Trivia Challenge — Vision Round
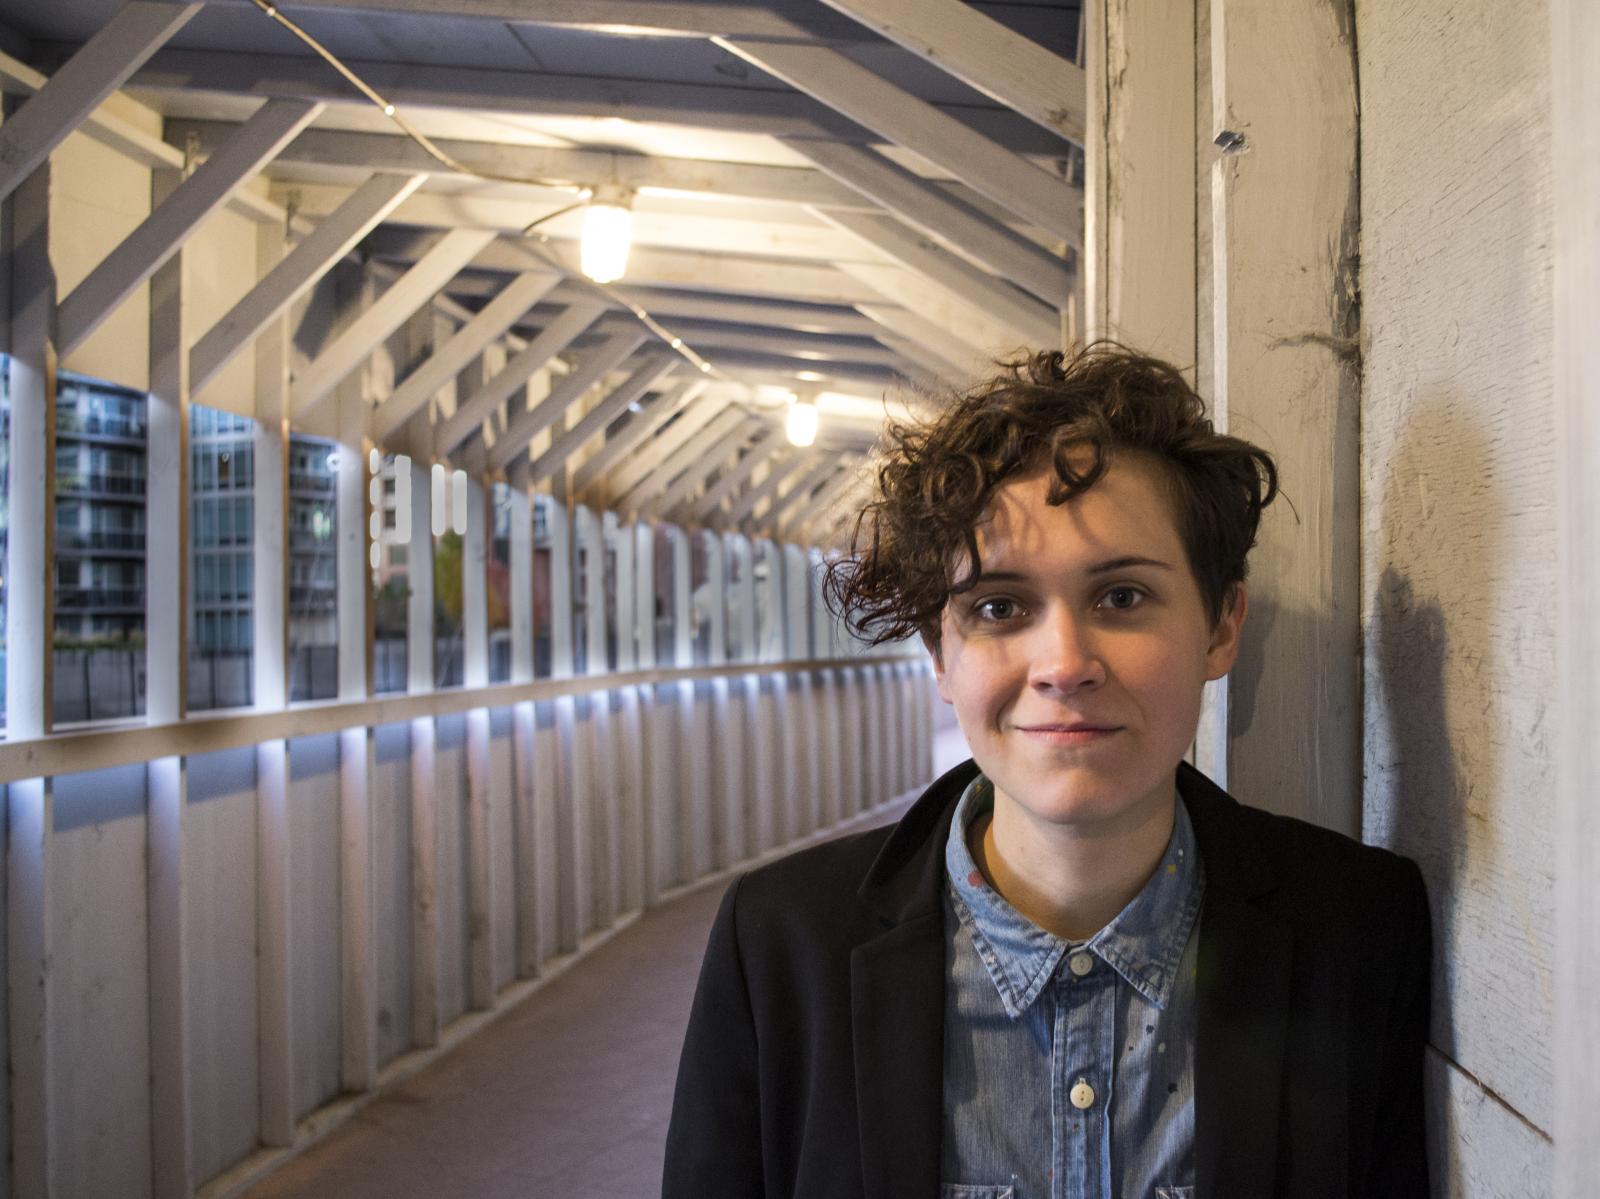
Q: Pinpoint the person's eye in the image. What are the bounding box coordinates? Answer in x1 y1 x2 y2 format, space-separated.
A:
973 596 1023 622
1099 586 1145 611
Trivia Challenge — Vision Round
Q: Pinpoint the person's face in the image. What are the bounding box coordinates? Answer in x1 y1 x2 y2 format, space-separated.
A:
931 455 1246 839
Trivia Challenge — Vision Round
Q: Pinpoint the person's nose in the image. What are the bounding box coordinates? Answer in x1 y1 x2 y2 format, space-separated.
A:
1025 606 1106 695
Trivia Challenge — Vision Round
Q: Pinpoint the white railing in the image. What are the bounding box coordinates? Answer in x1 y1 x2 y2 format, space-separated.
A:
2 654 935 1199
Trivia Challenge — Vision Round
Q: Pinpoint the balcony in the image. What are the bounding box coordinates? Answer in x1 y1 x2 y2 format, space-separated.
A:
56 471 146 499
55 528 146 554
55 585 143 611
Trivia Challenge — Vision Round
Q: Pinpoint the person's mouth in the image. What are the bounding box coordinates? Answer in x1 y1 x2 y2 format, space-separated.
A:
1013 722 1123 744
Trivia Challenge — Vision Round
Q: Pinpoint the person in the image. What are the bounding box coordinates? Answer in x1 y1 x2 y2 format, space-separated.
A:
662 344 1431 1199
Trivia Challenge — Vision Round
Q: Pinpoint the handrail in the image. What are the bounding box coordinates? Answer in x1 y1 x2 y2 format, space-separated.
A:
0 654 924 786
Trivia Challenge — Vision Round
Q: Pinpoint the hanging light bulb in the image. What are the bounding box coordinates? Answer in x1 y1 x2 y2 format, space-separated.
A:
786 393 819 447
580 185 635 283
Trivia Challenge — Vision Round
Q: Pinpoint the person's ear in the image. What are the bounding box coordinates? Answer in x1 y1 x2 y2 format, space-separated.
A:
1204 583 1247 680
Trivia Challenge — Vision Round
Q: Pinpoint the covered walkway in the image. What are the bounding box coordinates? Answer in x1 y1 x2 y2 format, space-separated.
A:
0 1 1596 1197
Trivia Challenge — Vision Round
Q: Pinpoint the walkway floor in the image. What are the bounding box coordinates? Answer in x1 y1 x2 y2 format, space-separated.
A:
244 728 969 1199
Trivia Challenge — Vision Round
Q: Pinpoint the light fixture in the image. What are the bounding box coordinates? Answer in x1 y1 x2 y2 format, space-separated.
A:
786 392 819 447
580 184 635 284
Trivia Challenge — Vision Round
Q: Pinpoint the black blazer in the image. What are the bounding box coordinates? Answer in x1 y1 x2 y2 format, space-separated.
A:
663 760 1431 1199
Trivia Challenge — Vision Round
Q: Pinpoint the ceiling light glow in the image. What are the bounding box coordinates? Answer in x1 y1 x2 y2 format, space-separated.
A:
786 399 819 447
580 185 635 283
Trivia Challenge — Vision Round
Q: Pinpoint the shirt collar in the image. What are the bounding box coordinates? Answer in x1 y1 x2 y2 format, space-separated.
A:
944 773 1205 1019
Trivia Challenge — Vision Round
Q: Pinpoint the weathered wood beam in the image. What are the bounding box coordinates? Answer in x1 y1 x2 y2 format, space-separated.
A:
366 226 887 305
1082 0 1194 360
0 47 178 169
794 139 1077 300
575 312 904 369
303 185 876 264
729 450 814 527
189 171 425 394
0 2 201 202
836 260 1023 355
57 98 323 356
247 0 822 39
762 456 842 531
170 119 932 211
602 393 729 499
526 352 678 486
487 328 647 472
370 268 559 443
570 378 706 496
691 429 786 522
785 461 866 542
130 48 1066 154
854 303 980 379
619 406 749 512
292 227 496 421
716 39 1078 241
818 0 1086 142
818 204 1063 343
652 420 764 519
435 299 607 456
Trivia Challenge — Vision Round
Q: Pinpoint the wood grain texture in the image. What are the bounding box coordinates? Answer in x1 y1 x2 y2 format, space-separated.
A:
1358 0 1556 1148
1551 0 1600 1190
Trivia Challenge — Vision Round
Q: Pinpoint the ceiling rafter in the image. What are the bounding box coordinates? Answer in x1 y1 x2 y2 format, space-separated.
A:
190 171 425 395
434 298 606 456
126 48 1067 155
0 1 200 202
57 98 323 357
818 0 1087 142
714 39 1078 242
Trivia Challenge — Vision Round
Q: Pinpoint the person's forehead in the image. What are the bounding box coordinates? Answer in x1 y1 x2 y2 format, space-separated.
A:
972 457 1184 563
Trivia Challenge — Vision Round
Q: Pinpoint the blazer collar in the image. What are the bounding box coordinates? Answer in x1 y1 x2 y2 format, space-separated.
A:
849 758 975 1199
1179 762 1294 1199
848 759 1296 1199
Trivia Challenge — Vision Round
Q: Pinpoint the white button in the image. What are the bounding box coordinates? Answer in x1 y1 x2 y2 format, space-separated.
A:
1068 952 1094 977
1070 1079 1096 1110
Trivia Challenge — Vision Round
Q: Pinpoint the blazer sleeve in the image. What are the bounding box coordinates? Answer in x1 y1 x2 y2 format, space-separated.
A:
662 876 765 1198
1364 859 1433 1197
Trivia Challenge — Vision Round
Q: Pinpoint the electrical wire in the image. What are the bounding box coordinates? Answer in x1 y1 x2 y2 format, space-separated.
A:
246 0 746 390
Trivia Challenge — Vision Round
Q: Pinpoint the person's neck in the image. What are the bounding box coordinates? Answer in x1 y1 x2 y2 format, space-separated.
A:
969 787 1176 941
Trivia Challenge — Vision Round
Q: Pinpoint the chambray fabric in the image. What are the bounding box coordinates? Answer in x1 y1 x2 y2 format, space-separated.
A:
940 775 1204 1199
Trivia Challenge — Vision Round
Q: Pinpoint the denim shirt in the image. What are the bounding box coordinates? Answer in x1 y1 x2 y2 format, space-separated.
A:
940 775 1204 1199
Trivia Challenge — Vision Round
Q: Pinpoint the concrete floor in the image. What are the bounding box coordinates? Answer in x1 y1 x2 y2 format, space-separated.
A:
241 879 727 1199
243 728 971 1199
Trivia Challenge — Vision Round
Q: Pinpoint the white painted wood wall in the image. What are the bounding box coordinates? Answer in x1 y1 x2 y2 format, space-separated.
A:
1088 0 1591 1190
1358 0 1557 1190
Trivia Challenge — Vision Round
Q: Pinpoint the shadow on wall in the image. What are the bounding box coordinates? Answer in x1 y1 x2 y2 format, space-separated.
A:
1363 393 1512 1194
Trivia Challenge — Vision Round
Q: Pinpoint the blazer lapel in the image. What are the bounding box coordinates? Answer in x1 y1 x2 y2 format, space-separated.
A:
850 912 947 1199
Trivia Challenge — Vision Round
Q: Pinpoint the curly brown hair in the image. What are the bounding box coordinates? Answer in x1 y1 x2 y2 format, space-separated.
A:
826 342 1279 647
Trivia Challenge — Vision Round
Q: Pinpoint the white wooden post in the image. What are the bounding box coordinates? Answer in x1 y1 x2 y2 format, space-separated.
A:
543 501 582 950
1553 0 1600 1189
633 521 660 904
1083 0 1195 362
461 475 495 1007
334 280 377 1087
784 543 819 835
5 159 54 1199
575 506 614 930
145 164 192 1199
251 218 295 1147
726 534 758 859
1209 0 1360 835
505 464 541 975
669 526 696 886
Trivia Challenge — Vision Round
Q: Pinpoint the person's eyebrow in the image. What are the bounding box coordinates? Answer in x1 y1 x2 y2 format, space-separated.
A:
970 557 1175 585
1084 556 1176 575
